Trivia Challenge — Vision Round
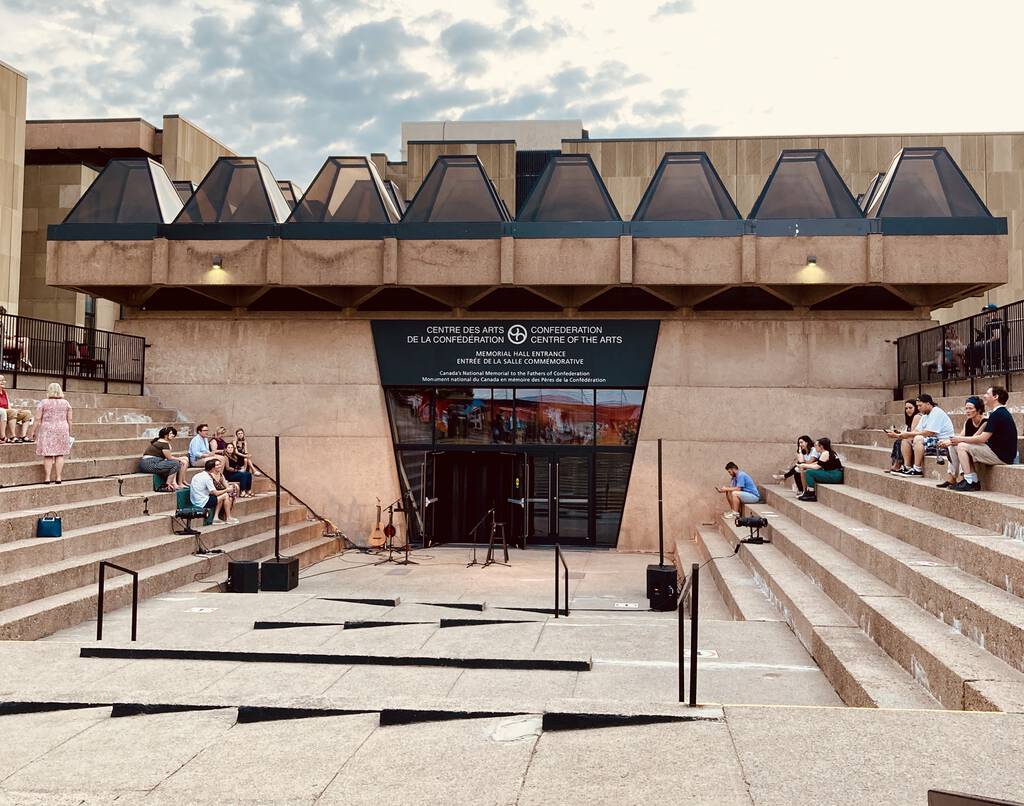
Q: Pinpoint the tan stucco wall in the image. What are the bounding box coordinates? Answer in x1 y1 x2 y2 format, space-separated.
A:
406 141 516 214
116 310 925 553
563 134 1022 320
0 61 27 312
160 115 234 184
19 163 96 324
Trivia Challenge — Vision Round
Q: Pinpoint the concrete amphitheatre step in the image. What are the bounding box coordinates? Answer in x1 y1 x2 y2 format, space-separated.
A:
862 411 1024 431
71 421 196 440
0 435 190 464
842 427 1024 461
698 518 941 710
0 521 337 641
688 529 781 622
839 461 1024 535
0 496 304 590
739 503 1024 711
763 489 1024 675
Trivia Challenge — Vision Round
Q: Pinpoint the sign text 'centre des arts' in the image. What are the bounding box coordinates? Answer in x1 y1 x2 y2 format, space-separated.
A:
372 320 660 388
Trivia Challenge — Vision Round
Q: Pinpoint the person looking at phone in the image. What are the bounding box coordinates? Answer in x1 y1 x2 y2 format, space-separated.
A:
716 462 760 516
885 394 954 477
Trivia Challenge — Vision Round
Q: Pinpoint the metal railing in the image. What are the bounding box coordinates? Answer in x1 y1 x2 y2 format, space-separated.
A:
96 561 139 641
896 299 1024 396
554 544 569 618
0 311 146 394
679 561 700 706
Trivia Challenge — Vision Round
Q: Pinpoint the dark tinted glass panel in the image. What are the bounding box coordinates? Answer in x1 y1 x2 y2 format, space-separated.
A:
517 155 620 222
397 449 429 541
176 158 286 224
172 180 195 204
557 455 590 540
492 389 514 444
387 388 434 444
386 180 407 215
435 388 492 444
750 150 861 219
596 390 644 445
595 452 631 546
290 157 398 223
634 154 739 220
65 159 182 224
868 148 989 218
515 389 594 445
403 156 507 223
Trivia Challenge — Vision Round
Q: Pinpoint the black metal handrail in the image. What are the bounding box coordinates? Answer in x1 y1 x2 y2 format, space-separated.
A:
678 561 699 706
96 561 139 641
554 544 569 618
0 311 146 394
896 298 1022 396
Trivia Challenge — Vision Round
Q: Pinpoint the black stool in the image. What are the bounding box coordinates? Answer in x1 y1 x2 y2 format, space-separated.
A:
484 521 509 567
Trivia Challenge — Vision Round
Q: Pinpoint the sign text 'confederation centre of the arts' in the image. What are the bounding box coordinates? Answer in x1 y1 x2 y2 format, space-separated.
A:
372 320 660 388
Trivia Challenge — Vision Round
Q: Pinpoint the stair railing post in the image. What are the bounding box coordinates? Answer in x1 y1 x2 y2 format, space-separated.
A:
689 562 699 708
96 562 106 641
554 545 560 619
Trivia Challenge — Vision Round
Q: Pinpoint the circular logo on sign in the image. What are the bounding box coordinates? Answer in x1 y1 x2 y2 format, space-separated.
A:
507 324 528 345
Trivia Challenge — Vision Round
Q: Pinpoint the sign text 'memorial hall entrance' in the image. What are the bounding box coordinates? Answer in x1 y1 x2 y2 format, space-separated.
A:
373 320 659 548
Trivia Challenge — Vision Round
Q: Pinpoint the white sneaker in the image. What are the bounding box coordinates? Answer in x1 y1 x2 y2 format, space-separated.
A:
226 517 240 525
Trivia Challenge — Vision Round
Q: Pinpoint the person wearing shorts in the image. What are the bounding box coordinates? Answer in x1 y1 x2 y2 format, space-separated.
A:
717 461 760 516
0 374 32 443
947 386 1018 492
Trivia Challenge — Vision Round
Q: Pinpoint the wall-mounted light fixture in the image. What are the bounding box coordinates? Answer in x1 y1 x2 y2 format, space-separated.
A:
806 255 817 267
799 254 825 283
211 255 224 271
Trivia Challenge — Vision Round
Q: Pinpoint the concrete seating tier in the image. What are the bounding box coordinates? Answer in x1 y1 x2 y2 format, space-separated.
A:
0 385 341 641
696 397 1024 712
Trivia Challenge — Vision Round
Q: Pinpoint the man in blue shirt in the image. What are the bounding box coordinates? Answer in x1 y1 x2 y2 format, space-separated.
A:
188 423 221 467
717 461 760 516
947 386 1018 492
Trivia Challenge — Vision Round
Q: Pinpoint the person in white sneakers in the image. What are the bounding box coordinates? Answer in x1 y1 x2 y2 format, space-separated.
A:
945 386 1019 492
886 394 954 477
189 458 239 524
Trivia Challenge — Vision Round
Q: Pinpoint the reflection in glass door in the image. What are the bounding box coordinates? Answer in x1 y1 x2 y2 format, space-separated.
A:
526 454 552 540
557 455 590 540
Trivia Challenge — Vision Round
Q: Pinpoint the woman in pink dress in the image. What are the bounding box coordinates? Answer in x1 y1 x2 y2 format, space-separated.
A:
29 382 73 484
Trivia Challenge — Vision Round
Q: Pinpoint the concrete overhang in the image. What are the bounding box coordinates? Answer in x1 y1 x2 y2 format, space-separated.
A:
45 221 1008 313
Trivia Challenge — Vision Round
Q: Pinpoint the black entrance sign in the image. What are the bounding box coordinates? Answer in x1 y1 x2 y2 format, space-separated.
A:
372 320 660 388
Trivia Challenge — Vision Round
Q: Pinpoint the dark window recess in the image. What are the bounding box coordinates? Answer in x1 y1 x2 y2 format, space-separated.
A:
247 287 342 312
694 287 793 311
810 286 914 311
467 288 561 312
357 288 450 312
516 150 559 214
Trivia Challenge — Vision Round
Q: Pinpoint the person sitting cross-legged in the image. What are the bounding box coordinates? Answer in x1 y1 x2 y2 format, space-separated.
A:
189 457 239 524
716 462 760 516
798 437 844 502
936 396 987 489
942 385 1019 492
886 394 955 477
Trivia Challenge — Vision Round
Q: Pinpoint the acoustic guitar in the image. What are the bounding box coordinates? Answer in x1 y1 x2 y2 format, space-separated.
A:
367 500 386 548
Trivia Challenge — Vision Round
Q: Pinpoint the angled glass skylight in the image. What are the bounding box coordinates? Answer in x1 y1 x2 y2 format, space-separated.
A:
385 180 406 216
749 150 862 219
517 154 621 222
277 181 304 210
289 157 400 223
174 157 292 224
858 172 884 212
633 152 740 220
402 155 509 223
866 148 991 218
63 158 183 224
172 180 195 205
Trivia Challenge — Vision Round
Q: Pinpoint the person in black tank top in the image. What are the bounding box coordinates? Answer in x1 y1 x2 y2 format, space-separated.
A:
937 396 986 488
797 437 844 502
948 386 1018 492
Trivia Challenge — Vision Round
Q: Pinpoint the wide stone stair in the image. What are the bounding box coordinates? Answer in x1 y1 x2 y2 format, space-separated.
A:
0 384 341 641
693 394 1024 713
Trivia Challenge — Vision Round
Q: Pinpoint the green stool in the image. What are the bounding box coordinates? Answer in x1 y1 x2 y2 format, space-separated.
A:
173 487 214 533
152 474 164 492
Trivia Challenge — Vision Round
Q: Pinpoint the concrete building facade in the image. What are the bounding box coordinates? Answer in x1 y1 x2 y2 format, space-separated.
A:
0 60 27 313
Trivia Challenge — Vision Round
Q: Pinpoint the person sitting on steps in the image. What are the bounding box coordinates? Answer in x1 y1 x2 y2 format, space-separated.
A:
886 394 954 477
223 443 254 498
773 435 818 492
189 458 239 524
936 396 987 489
233 428 260 475
943 386 1018 492
0 374 32 443
798 437 844 502
886 400 921 473
188 423 222 467
139 426 189 491
716 461 760 516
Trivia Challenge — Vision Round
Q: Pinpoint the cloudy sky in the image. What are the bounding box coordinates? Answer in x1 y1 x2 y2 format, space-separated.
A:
3 0 1023 185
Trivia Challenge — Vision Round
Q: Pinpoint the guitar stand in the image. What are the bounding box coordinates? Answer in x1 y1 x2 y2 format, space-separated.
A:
466 507 494 568
374 500 417 565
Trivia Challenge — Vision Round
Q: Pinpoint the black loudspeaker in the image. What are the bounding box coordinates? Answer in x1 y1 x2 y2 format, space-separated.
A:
647 564 679 611
227 560 259 594
261 556 299 591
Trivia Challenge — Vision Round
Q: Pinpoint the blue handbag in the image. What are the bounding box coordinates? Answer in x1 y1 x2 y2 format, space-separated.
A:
36 512 62 538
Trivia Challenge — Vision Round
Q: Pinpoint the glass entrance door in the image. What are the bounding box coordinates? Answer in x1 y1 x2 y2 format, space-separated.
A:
523 451 592 545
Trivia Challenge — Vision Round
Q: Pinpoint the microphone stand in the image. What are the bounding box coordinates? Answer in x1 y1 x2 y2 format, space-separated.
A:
466 507 494 568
